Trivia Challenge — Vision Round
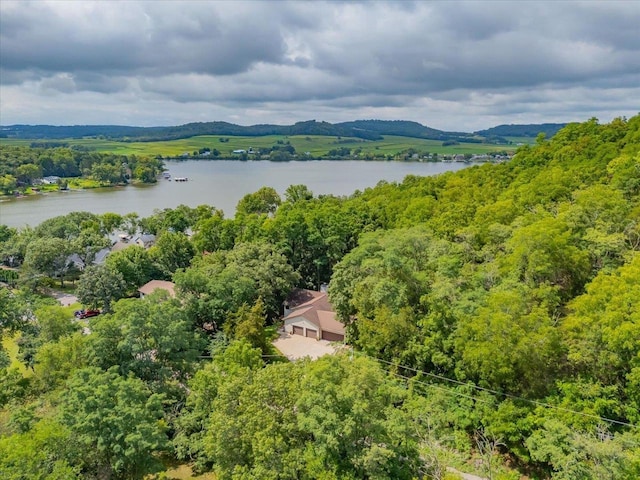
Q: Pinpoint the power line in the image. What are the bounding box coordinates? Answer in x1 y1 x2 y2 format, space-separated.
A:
199 347 637 428
390 370 495 405
358 352 638 429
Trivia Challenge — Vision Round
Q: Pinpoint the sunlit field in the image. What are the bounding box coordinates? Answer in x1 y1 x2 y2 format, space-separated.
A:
1 134 522 158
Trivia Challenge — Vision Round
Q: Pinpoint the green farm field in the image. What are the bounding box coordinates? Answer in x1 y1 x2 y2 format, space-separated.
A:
1 134 519 158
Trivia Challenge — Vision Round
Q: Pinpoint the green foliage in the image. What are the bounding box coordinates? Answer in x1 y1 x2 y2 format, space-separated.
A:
34 211 100 240
87 292 205 393
196 354 423 480
561 255 640 421
0 144 162 185
0 367 28 407
16 163 42 185
236 186 282 216
91 160 124 184
99 212 124 234
33 332 87 392
477 123 566 138
284 184 314 203
455 286 563 396
175 242 299 332
0 288 27 332
1 118 510 143
76 264 126 312
204 361 306 479
0 418 80 480
191 210 237 253
105 244 160 293
296 356 423 479
34 305 81 343
173 340 264 471
224 298 270 354
59 366 168 479
21 237 72 287
0 226 33 266
142 204 216 234
526 420 640 480
0 174 17 194
71 229 111 266
150 231 196 276
1 115 639 478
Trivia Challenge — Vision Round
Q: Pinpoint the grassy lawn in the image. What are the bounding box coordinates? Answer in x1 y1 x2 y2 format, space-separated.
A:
1 134 519 158
67 177 109 189
504 136 537 145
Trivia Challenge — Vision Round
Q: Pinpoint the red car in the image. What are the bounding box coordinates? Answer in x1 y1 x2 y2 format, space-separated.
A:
77 309 100 319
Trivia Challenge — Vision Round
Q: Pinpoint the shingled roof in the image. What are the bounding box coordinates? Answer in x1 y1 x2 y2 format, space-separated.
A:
138 280 176 297
284 289 344 335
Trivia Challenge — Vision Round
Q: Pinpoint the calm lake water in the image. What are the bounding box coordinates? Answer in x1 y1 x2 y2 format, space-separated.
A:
0 160 472 228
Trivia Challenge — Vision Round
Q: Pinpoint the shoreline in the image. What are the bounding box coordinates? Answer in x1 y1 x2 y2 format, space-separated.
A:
0 180 156 202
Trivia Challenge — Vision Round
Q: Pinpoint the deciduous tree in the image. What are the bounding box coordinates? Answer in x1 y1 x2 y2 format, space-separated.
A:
60 366 167 479
76 264 126 312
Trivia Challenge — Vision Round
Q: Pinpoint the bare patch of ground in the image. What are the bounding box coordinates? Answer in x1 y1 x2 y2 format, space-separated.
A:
162 464 216 479
272 330 342 360
49 290 78 306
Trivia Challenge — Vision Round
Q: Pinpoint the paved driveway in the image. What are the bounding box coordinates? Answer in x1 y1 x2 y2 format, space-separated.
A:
272 331 341 360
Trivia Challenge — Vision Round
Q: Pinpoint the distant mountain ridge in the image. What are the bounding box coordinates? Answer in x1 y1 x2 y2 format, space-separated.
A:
475 123 566 138
0 120 566 142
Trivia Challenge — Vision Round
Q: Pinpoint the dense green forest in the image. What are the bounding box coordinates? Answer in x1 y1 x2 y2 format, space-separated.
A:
1 119 556 143
0 145 163 193
475 123 566 138
0 116 639 479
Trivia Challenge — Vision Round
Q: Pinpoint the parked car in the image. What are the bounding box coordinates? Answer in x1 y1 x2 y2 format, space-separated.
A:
78 309 100 319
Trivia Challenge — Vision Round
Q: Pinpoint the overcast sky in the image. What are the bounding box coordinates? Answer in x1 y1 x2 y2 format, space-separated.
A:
1 0 638 131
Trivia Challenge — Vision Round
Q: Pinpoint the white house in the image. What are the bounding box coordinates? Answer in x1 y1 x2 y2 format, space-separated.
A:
42 176 61 184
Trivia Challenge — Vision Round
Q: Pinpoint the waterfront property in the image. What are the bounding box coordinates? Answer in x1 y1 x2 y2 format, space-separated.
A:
0 160 473 228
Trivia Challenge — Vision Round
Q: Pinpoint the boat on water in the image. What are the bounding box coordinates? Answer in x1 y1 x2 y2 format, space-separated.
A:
162 172 171 179
174 177 188 182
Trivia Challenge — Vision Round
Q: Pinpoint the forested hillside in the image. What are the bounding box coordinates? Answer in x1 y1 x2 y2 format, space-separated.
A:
2 119 552 143
0 116 639 479
475 123 567 138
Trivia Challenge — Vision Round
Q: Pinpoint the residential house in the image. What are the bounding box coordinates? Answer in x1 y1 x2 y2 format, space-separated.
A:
138 280 176 298
135 234 156 249
110 239 133 253
283 288 345 342
42 176 61 184
65 246 111 271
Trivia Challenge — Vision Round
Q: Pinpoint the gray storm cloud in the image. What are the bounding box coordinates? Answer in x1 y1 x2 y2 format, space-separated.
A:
0 0 638 130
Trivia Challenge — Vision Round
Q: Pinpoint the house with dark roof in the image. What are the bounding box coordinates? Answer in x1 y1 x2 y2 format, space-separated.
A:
283 288 345 342
65 247 111 271
135 234 156 249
